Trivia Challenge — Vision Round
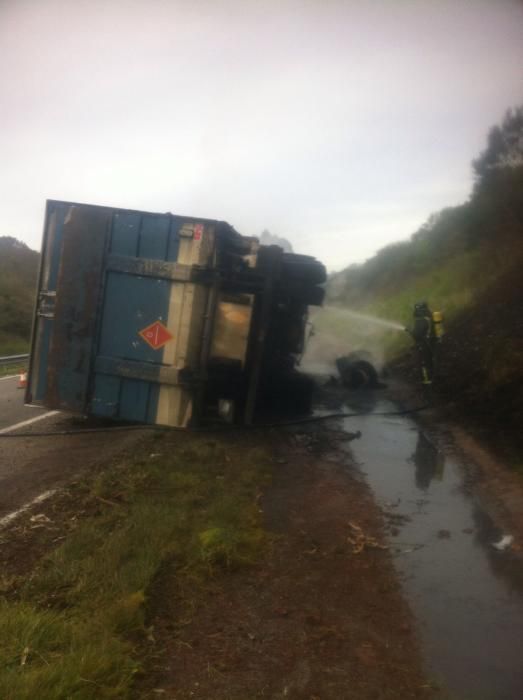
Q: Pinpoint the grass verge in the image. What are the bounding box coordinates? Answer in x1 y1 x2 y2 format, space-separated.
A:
0 433 271 699
0 364 27 379
0 336 30 357
322 243 501 363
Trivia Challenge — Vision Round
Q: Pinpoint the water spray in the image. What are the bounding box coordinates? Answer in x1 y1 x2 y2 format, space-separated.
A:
324 306 405 331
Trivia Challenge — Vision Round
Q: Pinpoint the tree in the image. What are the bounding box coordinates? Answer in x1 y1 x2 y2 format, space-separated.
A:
473 106 523 184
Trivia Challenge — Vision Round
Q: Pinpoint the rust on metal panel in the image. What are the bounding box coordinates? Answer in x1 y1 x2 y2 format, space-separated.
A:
46 205 110 410
94 356 192 386
106 254 208 283
243 246 283 424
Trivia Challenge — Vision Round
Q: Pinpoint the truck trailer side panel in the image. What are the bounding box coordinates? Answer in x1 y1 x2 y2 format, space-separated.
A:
27 200 326 427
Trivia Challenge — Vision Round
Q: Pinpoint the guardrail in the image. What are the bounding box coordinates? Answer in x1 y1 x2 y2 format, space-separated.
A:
0 354 29 368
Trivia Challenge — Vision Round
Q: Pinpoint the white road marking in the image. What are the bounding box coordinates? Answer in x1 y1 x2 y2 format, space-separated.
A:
0 489 57 529
0 374 19 382
0 410 59 435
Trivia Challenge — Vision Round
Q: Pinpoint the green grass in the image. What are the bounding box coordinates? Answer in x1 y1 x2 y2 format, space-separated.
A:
322 244 500 363
0 435 271 699
0 333 30 357
0 332 30 378
0 364 27 378
367 247 493 318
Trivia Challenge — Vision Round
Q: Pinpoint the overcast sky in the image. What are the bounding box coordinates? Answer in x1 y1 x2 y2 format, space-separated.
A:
1 0 522 270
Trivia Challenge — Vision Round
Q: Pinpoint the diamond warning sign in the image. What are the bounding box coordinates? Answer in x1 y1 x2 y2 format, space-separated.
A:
193 223 204 240
138 320 173 350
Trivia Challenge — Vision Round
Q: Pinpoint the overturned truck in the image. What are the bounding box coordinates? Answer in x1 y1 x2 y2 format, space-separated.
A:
26 200 326 427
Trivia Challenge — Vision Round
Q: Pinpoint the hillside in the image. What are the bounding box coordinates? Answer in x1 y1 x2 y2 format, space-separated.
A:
318 106 523 462
0 237 40 354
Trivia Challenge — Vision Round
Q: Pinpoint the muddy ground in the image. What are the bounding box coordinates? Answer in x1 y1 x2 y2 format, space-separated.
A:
139 427 430 699
0 421 431 699
3 373 523 697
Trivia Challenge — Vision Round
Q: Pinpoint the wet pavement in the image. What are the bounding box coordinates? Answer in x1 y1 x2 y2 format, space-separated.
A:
340 393 523 700
0 379 146 521
0 374 47 430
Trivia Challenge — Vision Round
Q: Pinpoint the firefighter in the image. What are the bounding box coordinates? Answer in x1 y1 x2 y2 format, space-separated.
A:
405 302 440 385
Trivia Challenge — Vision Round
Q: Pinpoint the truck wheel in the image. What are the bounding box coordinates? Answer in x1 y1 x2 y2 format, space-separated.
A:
338 360 378 388
282 256 327 285
281 282 325 306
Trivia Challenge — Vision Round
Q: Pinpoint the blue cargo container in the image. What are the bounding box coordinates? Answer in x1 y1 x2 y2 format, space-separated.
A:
27 200 326 427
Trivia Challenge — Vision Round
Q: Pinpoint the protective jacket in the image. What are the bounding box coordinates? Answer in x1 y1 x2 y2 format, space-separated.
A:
412 314 433 342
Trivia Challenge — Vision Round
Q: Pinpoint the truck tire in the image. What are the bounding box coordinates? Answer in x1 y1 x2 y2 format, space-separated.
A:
282 255 327 285
279 279 325 306
337 359 378 389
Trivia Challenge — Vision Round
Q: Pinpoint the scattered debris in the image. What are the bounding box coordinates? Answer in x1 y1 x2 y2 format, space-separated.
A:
393 544 425 555
0 489 57 530
492 535 514 551
95 495 120 508
344 430 362 441
347 521 388 554
29 513 51 524
437 529 451 539
20 646 30 666
385 512 412 526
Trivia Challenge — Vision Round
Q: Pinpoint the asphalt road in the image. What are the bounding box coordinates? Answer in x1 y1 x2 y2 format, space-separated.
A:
0 374 48 431
0 373 146 522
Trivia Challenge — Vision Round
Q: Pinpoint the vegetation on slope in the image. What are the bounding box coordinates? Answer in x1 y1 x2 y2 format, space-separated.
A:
322 106 523 460
324 106 522 345
0 237 39 355
0 433 270 699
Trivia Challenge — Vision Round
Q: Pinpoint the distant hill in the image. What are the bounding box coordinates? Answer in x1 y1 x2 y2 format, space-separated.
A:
0 237 39 354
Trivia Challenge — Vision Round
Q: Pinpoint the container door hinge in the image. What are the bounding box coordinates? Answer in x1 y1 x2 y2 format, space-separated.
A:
36 290 56 319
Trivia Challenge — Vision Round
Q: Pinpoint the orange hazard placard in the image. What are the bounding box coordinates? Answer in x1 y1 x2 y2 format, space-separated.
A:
138 320 174 350
193 223 204 240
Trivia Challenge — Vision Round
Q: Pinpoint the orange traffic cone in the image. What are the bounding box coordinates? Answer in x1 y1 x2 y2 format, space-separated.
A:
18 372 27 389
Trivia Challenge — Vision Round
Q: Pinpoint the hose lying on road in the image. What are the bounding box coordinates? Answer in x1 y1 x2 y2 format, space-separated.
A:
0 404 430 437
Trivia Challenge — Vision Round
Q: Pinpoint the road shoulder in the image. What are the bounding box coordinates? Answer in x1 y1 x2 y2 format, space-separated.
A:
0 427 429 699
139 427 429 698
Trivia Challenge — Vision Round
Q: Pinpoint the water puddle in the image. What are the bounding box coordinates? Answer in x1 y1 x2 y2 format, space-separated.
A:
340 394 523 699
